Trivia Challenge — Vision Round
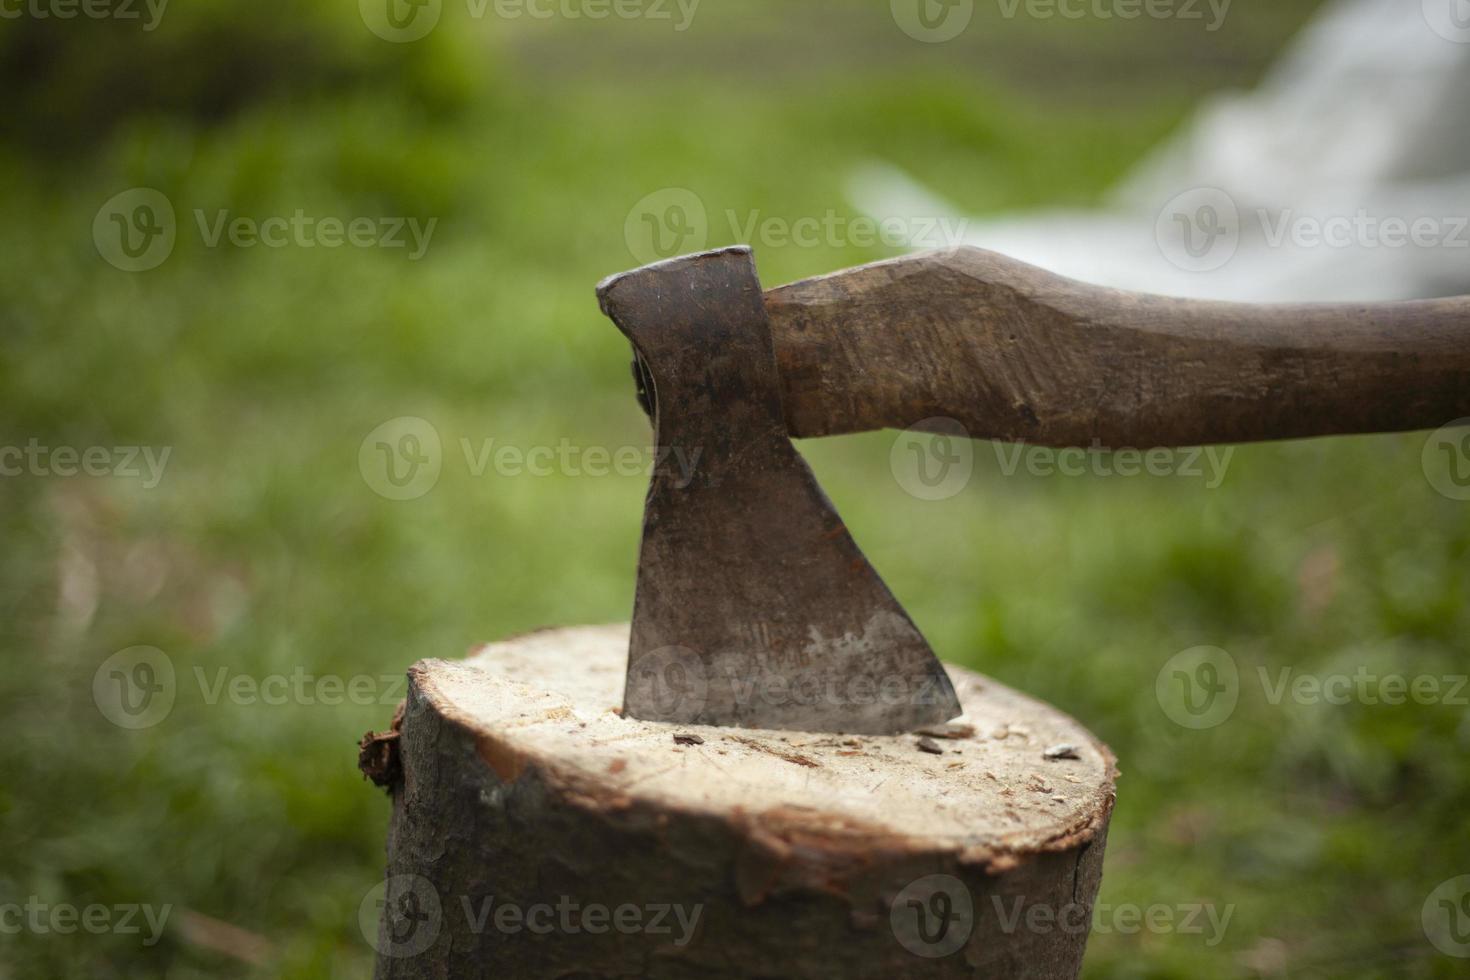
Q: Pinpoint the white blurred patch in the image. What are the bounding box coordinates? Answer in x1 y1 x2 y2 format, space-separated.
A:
847 0 1470 302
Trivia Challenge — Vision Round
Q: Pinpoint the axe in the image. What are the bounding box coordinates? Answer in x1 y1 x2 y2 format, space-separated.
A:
596 245 1470 736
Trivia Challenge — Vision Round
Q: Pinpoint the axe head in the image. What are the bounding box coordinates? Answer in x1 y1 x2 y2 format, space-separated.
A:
597 246 961 735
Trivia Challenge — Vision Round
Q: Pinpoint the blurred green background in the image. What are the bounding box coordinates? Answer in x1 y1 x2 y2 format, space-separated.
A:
4 0 1469 976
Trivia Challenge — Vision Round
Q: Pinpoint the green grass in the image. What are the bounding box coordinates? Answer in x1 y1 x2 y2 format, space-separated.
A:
5 1 1470 976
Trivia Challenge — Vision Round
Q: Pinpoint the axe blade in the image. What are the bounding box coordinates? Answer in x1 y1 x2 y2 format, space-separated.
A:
597 247 962 735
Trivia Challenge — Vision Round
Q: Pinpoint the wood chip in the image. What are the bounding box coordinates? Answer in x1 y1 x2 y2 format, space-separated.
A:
914 722 976 740
917 737 944 755
673 734 704 746
727 734 820 768
1043 743 1080 761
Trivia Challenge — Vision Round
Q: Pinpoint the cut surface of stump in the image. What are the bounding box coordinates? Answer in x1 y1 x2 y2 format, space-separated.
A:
371 624 1118 979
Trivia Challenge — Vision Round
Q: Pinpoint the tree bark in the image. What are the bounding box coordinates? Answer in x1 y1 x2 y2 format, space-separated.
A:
365 625 1117 979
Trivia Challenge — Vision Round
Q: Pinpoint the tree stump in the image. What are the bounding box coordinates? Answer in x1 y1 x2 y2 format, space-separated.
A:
364 625 1117 979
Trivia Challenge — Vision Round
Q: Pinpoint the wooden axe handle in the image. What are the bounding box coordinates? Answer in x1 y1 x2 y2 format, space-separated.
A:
765 247 1470 447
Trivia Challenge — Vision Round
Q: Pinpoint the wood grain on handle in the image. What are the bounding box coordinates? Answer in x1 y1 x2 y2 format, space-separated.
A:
765 247 1470 448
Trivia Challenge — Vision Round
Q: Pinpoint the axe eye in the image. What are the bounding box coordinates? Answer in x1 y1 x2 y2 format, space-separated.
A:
631 350 657 421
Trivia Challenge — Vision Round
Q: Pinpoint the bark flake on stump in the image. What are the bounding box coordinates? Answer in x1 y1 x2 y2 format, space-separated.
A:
366 625 1117 979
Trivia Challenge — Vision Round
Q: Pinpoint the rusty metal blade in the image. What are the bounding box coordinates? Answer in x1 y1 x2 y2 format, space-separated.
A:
597 246 962 735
